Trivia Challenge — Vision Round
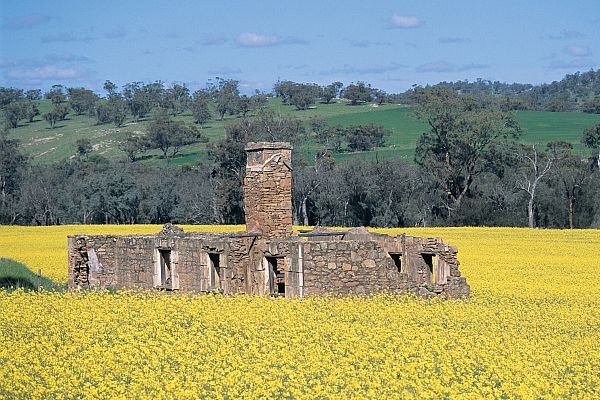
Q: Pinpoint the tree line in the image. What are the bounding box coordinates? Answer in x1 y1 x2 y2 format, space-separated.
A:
1 78 400 165
0 78 390 132
433 69 600 113
1 84 600 228
2 68 600 132
1 74 600 228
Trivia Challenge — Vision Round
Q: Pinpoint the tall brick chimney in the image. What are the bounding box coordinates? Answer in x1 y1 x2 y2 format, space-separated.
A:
244 142 293 239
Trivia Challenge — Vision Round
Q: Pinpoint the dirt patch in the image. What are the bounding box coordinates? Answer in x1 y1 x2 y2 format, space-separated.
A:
91 129 118 139
24 133 64 147
93 140 117 153
35 147 57 158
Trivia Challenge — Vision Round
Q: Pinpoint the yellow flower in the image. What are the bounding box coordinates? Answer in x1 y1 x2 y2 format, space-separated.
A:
0 226 598 399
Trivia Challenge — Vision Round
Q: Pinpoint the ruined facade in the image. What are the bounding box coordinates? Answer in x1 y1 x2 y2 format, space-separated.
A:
68 142 470 298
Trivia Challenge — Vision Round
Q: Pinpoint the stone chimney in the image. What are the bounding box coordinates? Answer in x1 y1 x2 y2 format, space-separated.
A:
244 142 293 239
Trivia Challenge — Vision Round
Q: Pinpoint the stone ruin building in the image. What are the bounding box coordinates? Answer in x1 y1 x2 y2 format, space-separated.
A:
68 142 470 298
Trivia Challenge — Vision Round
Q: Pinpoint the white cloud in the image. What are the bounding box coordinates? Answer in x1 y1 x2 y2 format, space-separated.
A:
545 30 583 40
207 66 242 75
235 32 307 47
5 65 89 84
417 62 487 73
390 15 421 28
565 45 591 57
319 63 406 75
549 58 596 69
236 32 280 47
2 15 52 30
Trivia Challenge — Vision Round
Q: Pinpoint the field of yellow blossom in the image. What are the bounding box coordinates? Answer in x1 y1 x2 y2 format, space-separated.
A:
0 225 599 399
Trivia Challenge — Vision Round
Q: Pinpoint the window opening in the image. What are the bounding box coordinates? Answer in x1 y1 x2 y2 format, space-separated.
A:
422 253 436 284
389 253 403 273
266 256 285 296
209 253 221 291
159 249 172 288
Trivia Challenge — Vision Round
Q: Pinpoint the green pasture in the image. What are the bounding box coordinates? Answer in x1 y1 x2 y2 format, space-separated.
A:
7 98 600 166
514 110 600 153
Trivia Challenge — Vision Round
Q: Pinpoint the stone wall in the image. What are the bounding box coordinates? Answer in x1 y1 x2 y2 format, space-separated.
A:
398 235 469 297
244 142 293 239
300 240 412 296
68 232 257 293
69 234 158 290
67 140 470 299
115 236 155 288
257 229 470 298
68 235 121 290
68 229 469 298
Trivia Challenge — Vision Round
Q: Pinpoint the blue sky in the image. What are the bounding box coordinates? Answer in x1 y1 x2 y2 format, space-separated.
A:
1 0 598 94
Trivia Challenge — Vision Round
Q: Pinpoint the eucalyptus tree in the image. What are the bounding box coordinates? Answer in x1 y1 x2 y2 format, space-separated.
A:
515 143 562 228
67 87 98 115
342 82 374 105
322 81 343 104
0 125 27 223
582 122 600 170
412 85 520 213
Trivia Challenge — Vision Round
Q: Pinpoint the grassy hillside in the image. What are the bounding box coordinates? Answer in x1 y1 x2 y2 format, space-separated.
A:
7 98 600 166
327 108 600 162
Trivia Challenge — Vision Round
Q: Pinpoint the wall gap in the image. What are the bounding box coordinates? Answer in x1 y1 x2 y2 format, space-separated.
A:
159 249 172 289
209 253 221 291
389 252 403 273
422 253 436 285
266 256 285 297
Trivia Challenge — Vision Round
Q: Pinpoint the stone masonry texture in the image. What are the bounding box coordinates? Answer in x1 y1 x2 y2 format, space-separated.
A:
68 142 470 298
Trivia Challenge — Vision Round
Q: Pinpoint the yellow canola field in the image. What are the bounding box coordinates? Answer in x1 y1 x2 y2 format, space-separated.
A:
0 226 599 399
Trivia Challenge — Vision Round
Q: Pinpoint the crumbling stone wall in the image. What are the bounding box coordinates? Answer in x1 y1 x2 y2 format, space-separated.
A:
248 238 302 296
299 240 412 296
258 228 470 298
398 235 469 297
68 232 256 293
69 235 157 290
222 235 260 294
68 236 91 289
68 235 120 289
244 142 293 239
115 236 155 288
68 141 470 299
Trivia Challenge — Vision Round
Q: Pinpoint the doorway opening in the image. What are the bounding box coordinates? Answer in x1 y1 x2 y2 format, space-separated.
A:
266 256 285 297
422 253 436 284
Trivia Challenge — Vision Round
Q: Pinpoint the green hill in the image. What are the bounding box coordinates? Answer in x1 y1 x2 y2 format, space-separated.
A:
7 98 600 165
327 108 600 162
